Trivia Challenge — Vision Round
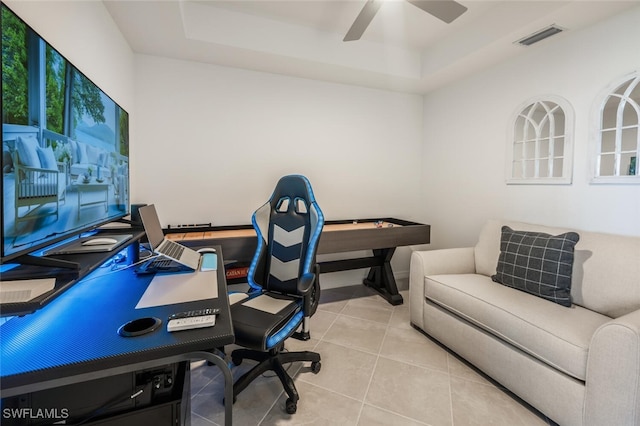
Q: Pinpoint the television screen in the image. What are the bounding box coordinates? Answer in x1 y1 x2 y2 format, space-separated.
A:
1 4 130 264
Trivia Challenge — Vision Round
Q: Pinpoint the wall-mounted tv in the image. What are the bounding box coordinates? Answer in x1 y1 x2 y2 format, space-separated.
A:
1 3 130 265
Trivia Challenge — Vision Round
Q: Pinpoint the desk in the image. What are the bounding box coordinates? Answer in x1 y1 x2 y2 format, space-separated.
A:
0 244 234 425
166 218 430 305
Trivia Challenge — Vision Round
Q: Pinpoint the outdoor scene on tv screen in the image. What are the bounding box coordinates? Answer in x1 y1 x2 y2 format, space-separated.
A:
1 4 130 260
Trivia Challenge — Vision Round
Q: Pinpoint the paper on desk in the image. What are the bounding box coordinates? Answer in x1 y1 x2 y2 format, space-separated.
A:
135 270 218 309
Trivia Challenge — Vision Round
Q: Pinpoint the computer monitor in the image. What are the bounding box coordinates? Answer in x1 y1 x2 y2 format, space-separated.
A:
1 4 130 267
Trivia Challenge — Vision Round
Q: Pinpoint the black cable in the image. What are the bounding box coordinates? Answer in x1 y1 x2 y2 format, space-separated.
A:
72 386 146 425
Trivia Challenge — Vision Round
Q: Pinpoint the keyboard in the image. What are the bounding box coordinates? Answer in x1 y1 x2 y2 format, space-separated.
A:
158 240 185 258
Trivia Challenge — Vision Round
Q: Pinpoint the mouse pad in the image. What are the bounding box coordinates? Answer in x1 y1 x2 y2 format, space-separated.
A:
200 253 217 271
135 269 218 309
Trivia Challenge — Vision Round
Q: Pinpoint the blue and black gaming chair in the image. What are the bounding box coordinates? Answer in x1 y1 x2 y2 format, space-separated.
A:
229 175 324 414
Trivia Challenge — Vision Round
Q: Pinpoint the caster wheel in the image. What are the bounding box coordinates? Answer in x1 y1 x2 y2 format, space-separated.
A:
285 398 297 414
311 361 321 374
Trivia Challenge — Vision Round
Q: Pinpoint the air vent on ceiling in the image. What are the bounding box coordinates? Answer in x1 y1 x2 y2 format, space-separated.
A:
516 25 564 46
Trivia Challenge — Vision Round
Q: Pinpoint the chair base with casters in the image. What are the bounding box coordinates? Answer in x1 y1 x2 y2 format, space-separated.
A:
230 343 321 414
227 279 322 414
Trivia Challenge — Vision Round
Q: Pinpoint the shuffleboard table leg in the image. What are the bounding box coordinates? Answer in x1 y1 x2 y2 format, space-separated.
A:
363 248 403 305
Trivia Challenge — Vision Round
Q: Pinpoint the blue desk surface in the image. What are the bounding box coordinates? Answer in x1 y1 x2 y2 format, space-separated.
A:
0 246 233 395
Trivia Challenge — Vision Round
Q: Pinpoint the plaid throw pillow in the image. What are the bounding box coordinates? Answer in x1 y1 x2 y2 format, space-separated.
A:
491 226 580 307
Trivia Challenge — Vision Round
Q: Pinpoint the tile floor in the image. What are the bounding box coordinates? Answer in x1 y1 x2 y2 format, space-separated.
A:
190 284 556 426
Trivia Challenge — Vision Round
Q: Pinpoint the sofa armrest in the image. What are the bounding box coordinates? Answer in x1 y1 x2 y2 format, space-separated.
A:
410 247 476 277
585 309 640 425
409 248 475 329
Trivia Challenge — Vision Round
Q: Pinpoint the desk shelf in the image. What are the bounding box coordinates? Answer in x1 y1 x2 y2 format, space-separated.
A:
0 230 145 317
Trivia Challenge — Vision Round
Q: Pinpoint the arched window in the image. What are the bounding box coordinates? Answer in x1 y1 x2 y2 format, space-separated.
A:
507 96 574 184
593 72 640 183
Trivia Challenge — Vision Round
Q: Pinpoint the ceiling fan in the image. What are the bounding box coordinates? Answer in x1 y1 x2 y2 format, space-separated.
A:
344 0 468 42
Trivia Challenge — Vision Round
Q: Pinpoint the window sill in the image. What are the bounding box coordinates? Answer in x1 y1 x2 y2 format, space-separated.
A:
590 176 640 185
506 177 572 185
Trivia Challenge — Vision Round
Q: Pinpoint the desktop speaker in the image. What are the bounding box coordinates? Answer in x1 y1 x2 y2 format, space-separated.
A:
130 204 147 225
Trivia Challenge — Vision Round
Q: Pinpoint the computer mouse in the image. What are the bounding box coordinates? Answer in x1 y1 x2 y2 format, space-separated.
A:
82 237 118 246
197 247 217 254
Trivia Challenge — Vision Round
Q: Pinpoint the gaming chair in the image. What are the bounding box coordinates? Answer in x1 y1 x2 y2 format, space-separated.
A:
228 174 324 414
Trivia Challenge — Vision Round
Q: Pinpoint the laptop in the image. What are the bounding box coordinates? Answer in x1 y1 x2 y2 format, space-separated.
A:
138 204 201 271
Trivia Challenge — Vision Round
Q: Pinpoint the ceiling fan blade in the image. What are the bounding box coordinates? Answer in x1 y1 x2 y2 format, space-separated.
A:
343 0 383 42
406 0 468 24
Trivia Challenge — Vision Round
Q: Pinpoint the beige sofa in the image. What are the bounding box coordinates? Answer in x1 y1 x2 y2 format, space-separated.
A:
67 139 112 181
409 219 640 426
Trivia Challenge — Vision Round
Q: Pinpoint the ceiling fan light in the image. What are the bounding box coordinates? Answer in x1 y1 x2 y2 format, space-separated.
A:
516 25 564 46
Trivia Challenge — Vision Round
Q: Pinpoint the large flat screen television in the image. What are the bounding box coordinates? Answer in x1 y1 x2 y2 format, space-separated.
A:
1 3 130 266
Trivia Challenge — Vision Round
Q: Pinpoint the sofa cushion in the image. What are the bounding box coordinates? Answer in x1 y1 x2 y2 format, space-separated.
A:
424 273 610 381
16 135 41 168
36 146 58 171
77 141 88 164
491 226 579 307
86 144 100 165
68 139 79 164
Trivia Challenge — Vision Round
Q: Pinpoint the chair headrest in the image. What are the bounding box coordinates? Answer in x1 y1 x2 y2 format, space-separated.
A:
269 175 318 212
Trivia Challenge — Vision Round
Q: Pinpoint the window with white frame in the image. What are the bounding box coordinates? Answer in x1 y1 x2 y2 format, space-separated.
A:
593 72 640 183
507 97 574 184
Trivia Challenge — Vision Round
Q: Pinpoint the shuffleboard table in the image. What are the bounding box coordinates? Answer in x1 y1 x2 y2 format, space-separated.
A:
166 218 430 305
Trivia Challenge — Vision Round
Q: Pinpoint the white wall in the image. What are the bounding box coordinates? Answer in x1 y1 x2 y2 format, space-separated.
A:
421 5 640 250
133 54 423 226
4 1 135 115
133 55 423 284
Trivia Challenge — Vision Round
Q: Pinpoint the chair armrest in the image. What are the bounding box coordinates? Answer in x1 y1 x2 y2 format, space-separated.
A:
297 272 316 296
17 164 57 174
585 309 640 425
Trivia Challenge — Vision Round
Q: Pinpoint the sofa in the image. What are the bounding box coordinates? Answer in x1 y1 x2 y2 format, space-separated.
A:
67 139 112 181
409 219 640 426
